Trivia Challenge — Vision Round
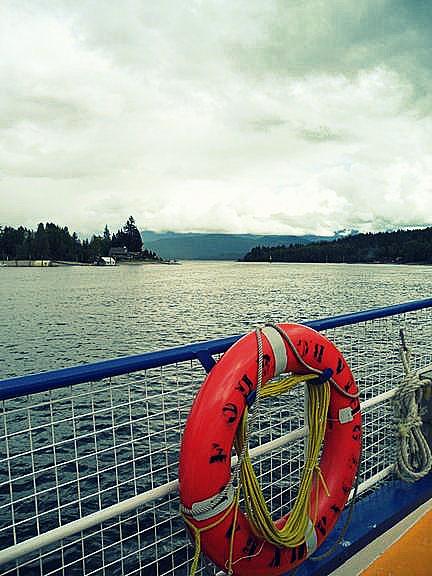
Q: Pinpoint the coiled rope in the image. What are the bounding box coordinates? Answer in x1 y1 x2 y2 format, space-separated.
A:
235 372 330 547
394 329 432 482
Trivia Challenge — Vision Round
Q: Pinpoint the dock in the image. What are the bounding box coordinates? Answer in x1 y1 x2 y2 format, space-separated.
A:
0 259 54 267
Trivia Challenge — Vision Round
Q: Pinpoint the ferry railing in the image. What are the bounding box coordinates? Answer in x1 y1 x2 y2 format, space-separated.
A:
0 298 432 576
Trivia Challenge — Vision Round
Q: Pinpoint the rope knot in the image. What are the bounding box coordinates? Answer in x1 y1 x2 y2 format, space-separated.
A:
394 330 432 483
314 465 331 497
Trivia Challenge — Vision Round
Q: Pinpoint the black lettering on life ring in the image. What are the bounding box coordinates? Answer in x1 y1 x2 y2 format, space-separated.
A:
209 443 227 464
350 454 359 468
242 536 258 558
262 353 272 377
344 381 352 392
313 344 325 363
235 374 254 398
336 357 345 374
299 543 307 560
225 519 241 539
350 397 360 410
269 548 281 568
316 516 327 536
352 424 361 441
297 339 309 357
222 403 238 424
290 543 306 564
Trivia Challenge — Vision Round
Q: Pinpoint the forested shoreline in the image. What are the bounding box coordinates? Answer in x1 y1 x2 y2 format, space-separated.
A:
0 216 161 263
3 221 431 264
242 227 432 264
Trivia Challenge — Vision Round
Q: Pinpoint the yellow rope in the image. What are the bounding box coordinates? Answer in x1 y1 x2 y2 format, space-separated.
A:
235 374 331 548
182 492 239 576
183 373 331 574
227 488 241 574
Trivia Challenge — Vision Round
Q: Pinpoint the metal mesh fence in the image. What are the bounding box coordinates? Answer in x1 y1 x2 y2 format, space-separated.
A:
0 307 431 575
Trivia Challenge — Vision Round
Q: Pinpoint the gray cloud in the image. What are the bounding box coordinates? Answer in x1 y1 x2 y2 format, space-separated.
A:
0 0 431 236
299 125 345 143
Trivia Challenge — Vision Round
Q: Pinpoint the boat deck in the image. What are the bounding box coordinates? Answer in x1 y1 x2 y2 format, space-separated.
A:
361 505 432 575
330 499 432 576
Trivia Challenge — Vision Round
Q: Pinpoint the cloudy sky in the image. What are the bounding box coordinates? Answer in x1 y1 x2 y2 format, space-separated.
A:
1 0 431 236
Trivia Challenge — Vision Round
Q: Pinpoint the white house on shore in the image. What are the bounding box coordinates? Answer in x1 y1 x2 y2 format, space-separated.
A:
96 256 116 266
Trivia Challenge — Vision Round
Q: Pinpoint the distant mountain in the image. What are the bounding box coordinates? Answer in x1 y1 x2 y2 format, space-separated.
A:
141 231 336 260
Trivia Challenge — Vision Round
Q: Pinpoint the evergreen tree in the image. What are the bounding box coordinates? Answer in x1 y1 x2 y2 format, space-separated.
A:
112 216 143 252
123 216 143 252
102 225 111 256
34 223 49 259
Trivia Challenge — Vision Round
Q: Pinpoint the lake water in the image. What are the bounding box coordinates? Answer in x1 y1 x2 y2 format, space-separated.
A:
1 261 431 379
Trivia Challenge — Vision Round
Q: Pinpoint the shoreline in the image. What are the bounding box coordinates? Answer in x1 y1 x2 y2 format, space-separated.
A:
240 260 432 266
0 258 167 267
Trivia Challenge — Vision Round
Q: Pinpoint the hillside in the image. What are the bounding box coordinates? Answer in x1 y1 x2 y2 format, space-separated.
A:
0 217 161 264
242 227 432 264
141 231 334 260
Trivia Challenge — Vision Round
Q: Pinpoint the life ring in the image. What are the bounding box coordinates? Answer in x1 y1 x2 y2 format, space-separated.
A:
179 323 361 576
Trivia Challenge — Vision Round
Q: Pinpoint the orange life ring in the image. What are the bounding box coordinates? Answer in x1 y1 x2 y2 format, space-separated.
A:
179 323 361 575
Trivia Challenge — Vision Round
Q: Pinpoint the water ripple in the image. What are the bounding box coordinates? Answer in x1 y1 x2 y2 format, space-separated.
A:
1 261 431 379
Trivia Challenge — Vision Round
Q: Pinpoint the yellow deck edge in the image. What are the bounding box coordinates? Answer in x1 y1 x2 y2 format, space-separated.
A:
360 508 432 575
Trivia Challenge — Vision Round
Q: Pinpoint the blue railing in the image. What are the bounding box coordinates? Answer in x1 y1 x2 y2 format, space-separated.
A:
1 297 432 401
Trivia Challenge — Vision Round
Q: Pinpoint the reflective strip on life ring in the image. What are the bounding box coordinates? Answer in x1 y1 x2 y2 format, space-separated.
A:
179 323 362 576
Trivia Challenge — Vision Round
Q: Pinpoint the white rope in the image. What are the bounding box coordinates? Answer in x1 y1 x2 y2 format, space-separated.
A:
393 330 432 482
230 328 264 489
